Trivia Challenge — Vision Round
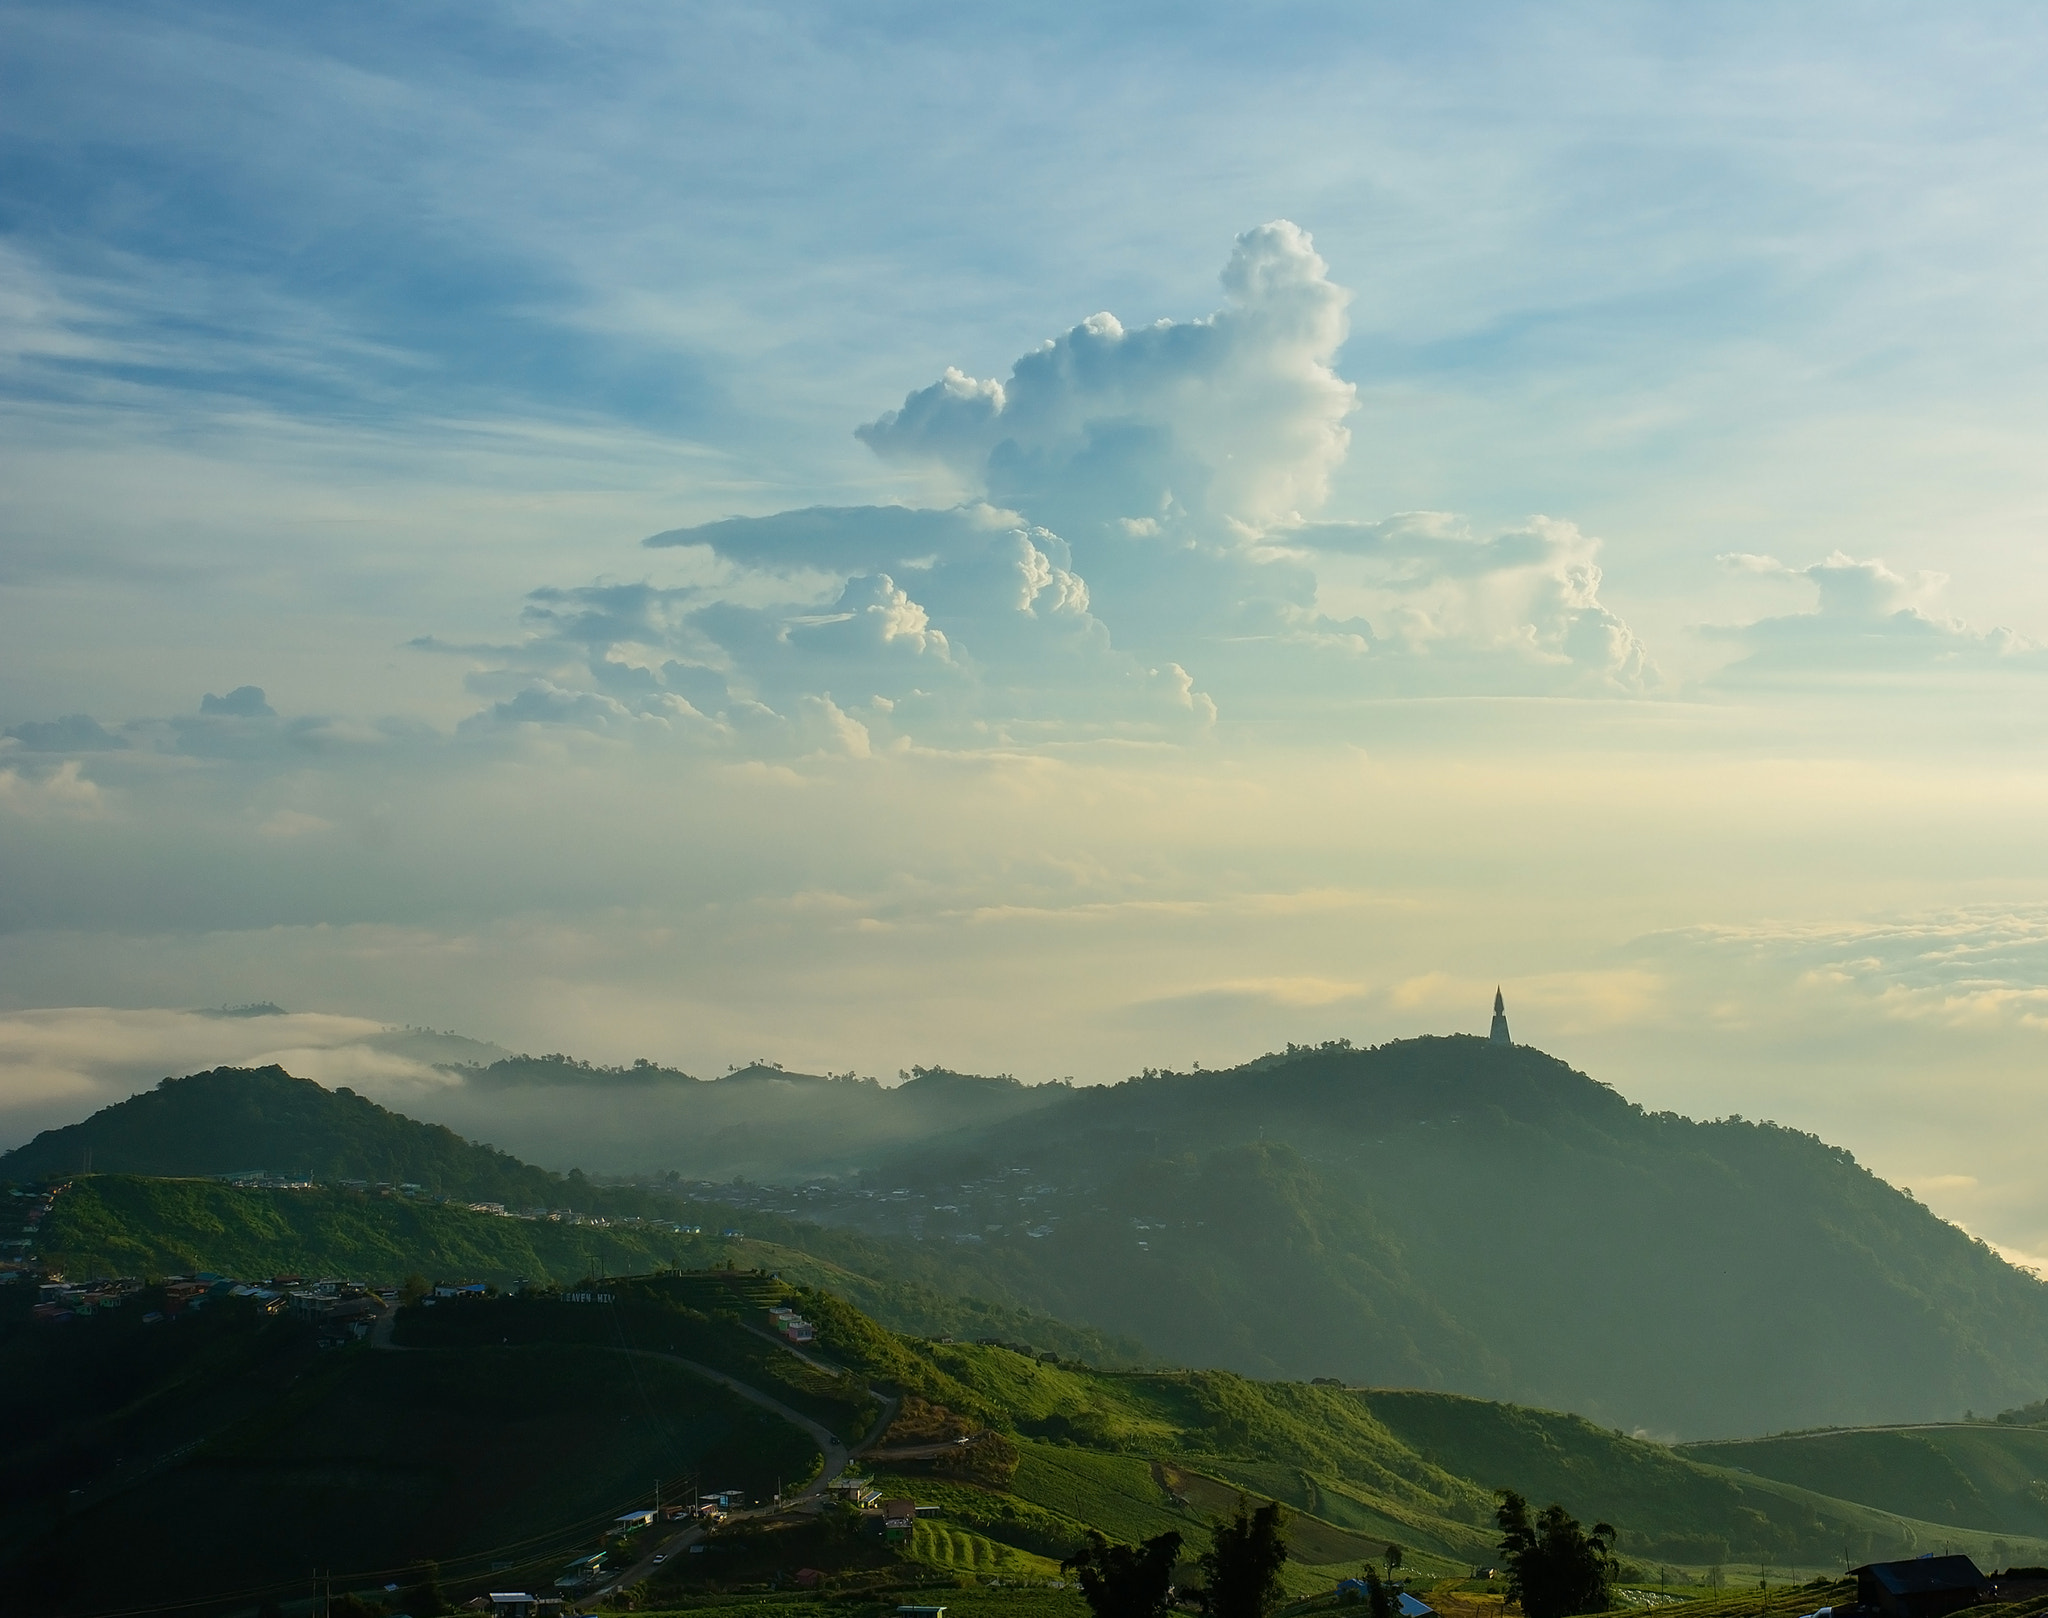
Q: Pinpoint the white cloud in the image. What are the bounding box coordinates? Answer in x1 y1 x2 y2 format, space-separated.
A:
1297 512 1657 694
857 220 1356 539
1707 550 2040 680
0 758 105 818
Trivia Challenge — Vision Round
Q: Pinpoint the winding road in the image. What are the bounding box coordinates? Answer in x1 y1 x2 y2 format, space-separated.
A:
582 1349 900 1609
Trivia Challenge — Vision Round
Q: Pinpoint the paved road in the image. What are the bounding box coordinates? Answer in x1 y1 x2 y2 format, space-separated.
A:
582 1353 900 1610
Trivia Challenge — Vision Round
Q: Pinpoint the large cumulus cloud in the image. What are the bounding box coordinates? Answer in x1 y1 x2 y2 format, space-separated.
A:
856 220 1356 540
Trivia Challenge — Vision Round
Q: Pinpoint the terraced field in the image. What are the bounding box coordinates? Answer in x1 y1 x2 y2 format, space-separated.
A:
910 1520 1063 1576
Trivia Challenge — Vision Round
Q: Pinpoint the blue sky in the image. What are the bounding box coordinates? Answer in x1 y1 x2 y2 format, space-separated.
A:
6 2 2048 1260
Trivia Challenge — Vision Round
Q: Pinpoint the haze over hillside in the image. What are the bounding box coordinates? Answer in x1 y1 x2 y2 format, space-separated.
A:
12 1035 2048 1439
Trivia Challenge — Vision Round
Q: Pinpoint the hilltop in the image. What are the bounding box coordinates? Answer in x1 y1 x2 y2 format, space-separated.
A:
0 1065 565 1204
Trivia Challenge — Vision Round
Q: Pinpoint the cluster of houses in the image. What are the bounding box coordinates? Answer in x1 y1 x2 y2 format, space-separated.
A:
33 1275 145 1320
767 1303 816 1343
0 1184 59 1283
25 1267 397 1343
208 1172 705 1239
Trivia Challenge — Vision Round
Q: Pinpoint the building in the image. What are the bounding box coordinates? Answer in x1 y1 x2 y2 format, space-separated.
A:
1489 988 1512 1045
612 1509 656 1532
829 1476 881 1508
767 1304 817 1343
1853 1557 1991 1618
1337 1581 1434 1618
881 1497 917 1543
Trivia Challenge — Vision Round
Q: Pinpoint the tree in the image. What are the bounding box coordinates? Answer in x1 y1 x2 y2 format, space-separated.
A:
937 1429 1019 1488
402 1559 447 1616
1191 1499 1290 1618
1065 1529 1185 1618
400 1273 430 1307
1384 1544 1404 1575
1495 1490 1618 1618
1340 1568 1398 1618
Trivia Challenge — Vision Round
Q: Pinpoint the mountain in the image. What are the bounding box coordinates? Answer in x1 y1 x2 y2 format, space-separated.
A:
750 1036 2048 1438
14 1040 2048 1439
0 1065 572 1204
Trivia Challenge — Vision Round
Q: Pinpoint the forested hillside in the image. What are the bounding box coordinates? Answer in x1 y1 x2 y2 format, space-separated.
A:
792 1037 2048 1437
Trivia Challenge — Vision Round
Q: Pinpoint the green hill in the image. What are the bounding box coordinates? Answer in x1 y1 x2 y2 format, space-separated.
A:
790 1036 2048 1438
1358 1389 2048 1570
34 1173 691 1286
1680 1424 2048 1543
0 1065 570 1204
30 1173 1141 1363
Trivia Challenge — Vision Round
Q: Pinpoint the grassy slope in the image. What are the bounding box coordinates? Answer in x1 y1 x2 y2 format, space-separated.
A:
36 1172 1142 1363
669 1214 1148 1366
1363 1390 2048 1569
795 1300 2048 1578
37 1173 701 1285
1681 1425 2048 1542
22 1212 2048 1617
397 1274 881 1443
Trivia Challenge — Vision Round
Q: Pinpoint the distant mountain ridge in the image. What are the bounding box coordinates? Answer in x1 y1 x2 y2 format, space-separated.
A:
430 1053 1068 1179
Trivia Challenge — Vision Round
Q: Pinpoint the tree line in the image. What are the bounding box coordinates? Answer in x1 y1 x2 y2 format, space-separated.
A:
1060 1489 1617 1618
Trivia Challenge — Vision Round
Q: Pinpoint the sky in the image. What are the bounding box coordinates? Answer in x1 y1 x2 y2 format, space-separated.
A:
5 2 2048 1261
